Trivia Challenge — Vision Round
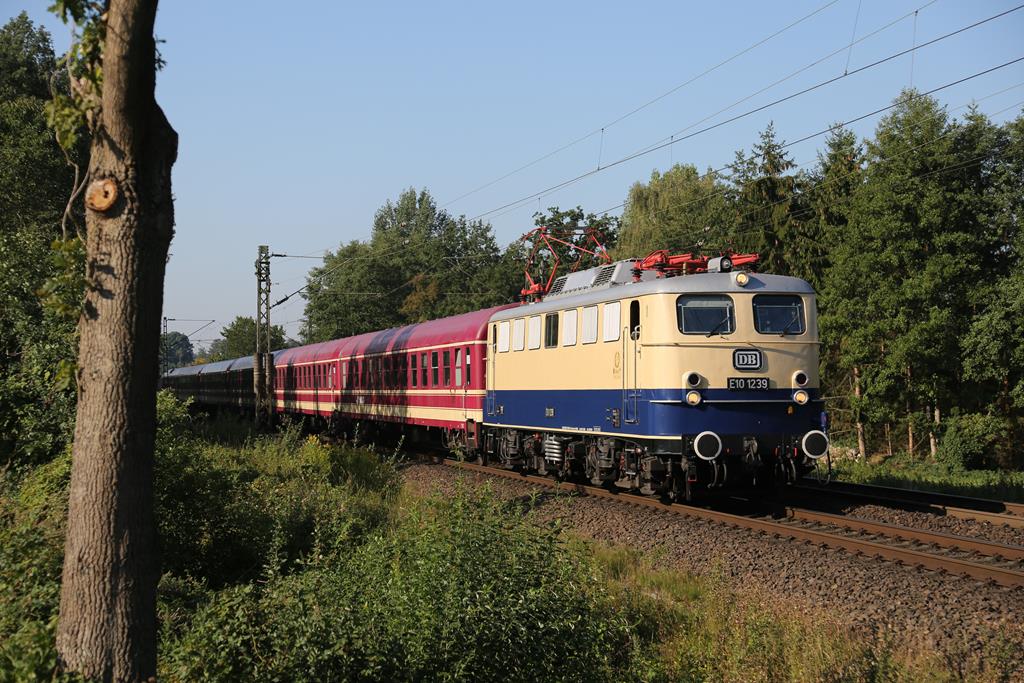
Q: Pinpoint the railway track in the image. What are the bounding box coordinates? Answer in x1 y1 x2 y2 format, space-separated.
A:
439 459 1024 588
791 479 1024 529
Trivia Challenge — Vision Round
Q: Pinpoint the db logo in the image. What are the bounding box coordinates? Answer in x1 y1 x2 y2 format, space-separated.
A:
733 349 762 370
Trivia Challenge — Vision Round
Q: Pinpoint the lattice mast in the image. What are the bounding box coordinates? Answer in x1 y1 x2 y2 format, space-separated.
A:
254 245 273 427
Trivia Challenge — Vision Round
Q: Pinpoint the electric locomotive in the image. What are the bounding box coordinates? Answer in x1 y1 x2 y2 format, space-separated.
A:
479 253 828 500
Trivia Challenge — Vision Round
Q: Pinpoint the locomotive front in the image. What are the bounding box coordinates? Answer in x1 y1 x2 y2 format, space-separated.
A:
650 270 828 494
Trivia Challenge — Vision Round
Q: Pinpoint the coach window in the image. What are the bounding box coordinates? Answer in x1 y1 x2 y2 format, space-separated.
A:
421 353 428 386
676 295 735 335
544 313 558 348
411 354 418 387
465 346 471 384
455 348 463 386
497 321 510 352
527 316 541 350
431 351 439 386
512 318 525 351
562 309 577 346
581 305 599 344
603 301 620 342
443 350 451 386
753 294 805 336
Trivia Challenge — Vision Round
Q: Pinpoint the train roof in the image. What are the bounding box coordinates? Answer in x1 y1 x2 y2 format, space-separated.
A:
488 269 814 322
165 364 202 376
274 303 519 366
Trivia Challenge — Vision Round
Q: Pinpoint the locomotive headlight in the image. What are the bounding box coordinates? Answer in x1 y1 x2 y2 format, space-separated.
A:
792 370 808 387
734 271 750 287
684 371 701 388
685 390 702 406
792 389 809 405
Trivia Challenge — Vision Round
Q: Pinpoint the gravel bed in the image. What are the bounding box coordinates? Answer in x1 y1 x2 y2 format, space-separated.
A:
402 462 1024 671
817 500 1024 548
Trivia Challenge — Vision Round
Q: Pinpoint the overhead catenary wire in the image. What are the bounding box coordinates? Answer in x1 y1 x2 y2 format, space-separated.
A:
474 0 946 222
441 0 845 209
470 3 1019 222
596 63 1024 220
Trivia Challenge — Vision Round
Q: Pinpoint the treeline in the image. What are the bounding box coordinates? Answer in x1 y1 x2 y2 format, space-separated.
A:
615 95 1024 468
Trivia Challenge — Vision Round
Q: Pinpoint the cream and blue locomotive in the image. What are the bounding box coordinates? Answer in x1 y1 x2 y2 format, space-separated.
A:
481 257 828 499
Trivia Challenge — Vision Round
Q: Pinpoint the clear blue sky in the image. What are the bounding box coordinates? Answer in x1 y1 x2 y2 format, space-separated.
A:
6 0 1024 345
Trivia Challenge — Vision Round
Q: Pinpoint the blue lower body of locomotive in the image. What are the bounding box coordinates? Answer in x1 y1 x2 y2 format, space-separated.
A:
484 388 823 442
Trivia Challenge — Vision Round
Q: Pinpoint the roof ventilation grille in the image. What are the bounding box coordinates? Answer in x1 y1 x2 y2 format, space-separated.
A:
547 275 567 296
591 265 616 288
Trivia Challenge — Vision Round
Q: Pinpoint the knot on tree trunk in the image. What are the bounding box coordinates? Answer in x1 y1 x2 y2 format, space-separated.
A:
85 178 119 212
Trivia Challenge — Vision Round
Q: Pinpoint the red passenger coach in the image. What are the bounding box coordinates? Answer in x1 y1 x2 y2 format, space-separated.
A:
273 305 518 432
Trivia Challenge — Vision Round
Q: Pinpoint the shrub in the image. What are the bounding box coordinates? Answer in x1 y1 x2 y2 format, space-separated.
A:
936 413 1010 470
163 488 632 682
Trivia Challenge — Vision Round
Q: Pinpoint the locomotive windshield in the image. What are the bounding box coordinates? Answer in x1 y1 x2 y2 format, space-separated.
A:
676 295 734 335
753 295 805 335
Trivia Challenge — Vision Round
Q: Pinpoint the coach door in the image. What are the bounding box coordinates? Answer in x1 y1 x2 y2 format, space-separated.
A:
486 324 497 416
623 300 641 425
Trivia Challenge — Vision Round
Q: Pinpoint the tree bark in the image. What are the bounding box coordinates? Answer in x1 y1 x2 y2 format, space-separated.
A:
905 367 914 456
929 404 939 458
852 366 866 460
56 1 177 681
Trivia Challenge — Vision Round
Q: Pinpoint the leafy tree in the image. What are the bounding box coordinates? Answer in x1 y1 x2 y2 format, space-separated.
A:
617 164 736 258
207 316 288 362
810 126 866 455
0 14 81 468
729 122 804 275
302 188 519 342
822 91 1008 457
159 331 194 370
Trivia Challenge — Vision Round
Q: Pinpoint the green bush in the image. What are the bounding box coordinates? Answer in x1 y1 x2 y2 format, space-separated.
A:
162 488 632 682
1 393 402 679
935 413 1010 470
0 453 68 681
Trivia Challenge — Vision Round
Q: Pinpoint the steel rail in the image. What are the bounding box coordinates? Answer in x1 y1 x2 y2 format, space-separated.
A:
440 459 1024 588
780 506 1024 561
792 481 1024 529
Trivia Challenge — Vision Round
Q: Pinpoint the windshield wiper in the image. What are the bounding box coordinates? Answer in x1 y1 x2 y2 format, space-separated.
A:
705 314 731 338
778 313 801 337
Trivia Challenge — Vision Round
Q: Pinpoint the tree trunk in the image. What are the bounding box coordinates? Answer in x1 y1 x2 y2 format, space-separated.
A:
885 422 893 457
852 366 866 460
907 412 915 456
56 1 177 681
905 367 914 456
929 404 940 458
